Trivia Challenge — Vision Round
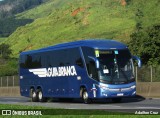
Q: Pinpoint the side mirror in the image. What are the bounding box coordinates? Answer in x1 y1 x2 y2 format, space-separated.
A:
88 56 99 69
132 56 142 68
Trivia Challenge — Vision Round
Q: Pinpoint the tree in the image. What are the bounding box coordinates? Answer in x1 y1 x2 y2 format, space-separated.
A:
128 25 160 66
0 43 12 59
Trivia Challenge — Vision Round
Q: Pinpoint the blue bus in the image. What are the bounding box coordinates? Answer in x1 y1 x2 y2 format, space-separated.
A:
19 39 141 103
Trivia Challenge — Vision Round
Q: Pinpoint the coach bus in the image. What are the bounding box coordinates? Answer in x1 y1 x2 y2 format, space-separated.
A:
19 39 141 103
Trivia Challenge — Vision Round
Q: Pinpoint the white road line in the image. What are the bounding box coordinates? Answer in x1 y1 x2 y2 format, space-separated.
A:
67 108 78 109
99 105 121 107
1 98 20 100
136 107 160 109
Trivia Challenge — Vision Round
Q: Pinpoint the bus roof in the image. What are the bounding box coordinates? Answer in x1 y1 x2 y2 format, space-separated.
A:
20 39 128 55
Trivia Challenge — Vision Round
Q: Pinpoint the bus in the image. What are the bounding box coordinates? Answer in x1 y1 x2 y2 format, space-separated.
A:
19 39 141 103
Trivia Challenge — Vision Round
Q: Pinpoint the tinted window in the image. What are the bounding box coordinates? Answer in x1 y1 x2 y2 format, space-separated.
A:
20 47 84 69
48 48 84 68
20 54 42 69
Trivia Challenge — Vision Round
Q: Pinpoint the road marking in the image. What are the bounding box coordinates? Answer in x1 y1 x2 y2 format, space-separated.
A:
1 97 25 100
136 107 160 109
99 105 121 107
67 108 78 109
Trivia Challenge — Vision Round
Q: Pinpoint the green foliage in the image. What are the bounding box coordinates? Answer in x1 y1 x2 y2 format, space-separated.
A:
128 24 160 66
0 58 18 76
3 0 159 57
0 37 6 43
0 43 12 59
135 9 144 31
0 0 159 78
0 43 17 76
0 17 33 37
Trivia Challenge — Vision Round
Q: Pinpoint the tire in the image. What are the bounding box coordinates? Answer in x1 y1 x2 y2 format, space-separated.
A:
37 89 46 102
30 88 38 102
82 90 91 104
111 98 122 103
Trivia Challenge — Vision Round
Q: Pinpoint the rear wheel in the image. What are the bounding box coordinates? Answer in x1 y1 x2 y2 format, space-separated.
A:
30 88 38 102
82 90 91 104
111 98 122 103
37 89 47 102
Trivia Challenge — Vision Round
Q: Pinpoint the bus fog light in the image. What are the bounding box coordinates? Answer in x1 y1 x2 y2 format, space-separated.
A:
103 94 108 96
102 92 108 96
132 91 136 95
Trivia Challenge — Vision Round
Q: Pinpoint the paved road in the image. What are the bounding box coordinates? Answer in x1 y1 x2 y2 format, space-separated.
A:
0 96 160 110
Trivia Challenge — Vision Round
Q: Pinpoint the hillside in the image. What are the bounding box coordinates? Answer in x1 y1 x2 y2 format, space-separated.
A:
0 0 49 37
3 0 160 57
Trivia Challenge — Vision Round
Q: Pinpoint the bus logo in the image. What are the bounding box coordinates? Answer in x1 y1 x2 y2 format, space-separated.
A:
29 66 77 78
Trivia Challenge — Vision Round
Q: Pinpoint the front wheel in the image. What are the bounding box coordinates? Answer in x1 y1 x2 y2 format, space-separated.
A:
82 90 91 104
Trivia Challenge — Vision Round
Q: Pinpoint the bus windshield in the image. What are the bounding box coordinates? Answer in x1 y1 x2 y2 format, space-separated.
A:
97 50 134 84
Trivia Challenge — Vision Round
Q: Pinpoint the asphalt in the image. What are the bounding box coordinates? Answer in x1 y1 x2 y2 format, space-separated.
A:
0 96 160 110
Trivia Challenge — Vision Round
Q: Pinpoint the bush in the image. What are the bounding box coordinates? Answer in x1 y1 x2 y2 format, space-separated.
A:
0 58 18 76
128 24 160 66
0 43 12 59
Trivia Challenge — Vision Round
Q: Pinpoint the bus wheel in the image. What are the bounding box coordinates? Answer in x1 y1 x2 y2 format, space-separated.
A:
37 89 46 102
82 90 91 104
30 88 38 102
111 98 122 103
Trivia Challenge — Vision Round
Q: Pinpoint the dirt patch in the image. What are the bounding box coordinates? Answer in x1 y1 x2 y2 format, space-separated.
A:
71 8 84 16
82 12 90 25
120 0 127 6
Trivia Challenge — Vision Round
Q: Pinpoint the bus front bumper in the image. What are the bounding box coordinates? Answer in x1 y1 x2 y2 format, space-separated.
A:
90 82 136 98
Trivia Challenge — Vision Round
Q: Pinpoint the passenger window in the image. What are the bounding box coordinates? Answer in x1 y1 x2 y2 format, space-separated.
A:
76 58 84 68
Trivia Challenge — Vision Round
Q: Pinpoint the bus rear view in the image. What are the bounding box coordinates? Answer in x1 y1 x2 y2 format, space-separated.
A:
19 39 141 103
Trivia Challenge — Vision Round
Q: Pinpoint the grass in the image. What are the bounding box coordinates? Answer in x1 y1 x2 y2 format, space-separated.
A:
0 37 7 43
1 0 160 57
0 104 159 118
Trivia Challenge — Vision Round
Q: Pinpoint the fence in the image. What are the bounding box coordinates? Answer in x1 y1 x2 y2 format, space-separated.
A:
0 75 19 87
136 66 160 82
0 75 19 96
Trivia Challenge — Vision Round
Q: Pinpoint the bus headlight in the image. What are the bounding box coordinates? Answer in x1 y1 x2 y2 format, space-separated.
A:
130 85 136 89
97 83 109 90
98 85 109 90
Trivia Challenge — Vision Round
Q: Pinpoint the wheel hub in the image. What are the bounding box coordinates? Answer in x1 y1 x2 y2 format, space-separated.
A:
83 92 88 100
33 92 36 98
39 91 42 99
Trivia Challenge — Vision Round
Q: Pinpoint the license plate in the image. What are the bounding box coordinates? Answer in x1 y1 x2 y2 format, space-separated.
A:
117 93 124 96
